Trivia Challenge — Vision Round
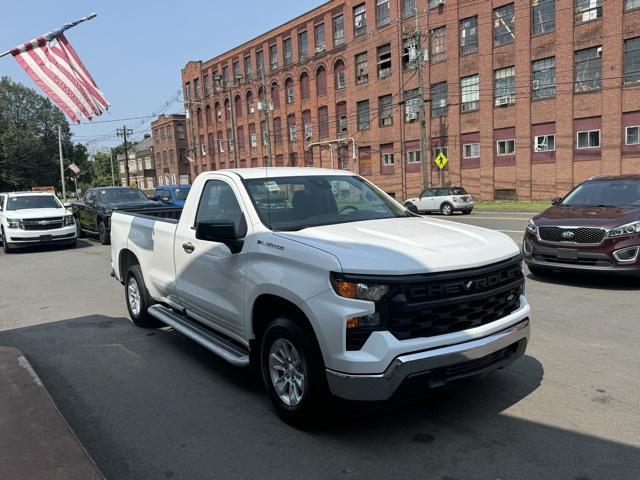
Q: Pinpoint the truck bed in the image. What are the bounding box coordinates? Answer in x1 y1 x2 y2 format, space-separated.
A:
115 206 182 223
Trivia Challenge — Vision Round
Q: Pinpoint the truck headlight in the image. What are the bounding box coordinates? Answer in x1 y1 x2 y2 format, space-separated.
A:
331 276 390 302
63 215 75 226
608 221 640 238
527 219 538 234
6 218 22 229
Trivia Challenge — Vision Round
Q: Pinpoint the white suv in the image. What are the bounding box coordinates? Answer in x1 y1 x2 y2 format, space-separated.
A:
0 192 77 253
405 187 474 215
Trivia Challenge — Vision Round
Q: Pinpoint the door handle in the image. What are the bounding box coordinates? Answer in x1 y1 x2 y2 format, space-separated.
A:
182 242 195 254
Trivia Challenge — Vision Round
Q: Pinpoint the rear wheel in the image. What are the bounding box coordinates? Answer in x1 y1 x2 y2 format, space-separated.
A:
440 203 453 216
98 221 110 245
125 265 162 328
260 317 328 426
462 209 472 215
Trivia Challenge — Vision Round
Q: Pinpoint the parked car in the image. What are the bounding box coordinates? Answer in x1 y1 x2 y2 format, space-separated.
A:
71 187 160 245
0 191 76 253
110 168 529 424
152 185 191 207
524 175 640 277
404 187 474 215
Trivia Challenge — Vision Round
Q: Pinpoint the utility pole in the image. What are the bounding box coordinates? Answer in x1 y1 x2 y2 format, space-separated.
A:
116 126 133 186
259 69 273 167
109 148 115 186
57 125 67 202
414 6 430 190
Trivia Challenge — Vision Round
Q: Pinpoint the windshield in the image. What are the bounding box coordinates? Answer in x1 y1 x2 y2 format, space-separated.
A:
562 180 640 207
244 175 411 231
98 188 148 203
452 188 468 195
174 188 190 201
7 195 61 210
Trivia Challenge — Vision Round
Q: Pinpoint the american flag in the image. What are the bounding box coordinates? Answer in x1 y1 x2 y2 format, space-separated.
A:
10 22 109 123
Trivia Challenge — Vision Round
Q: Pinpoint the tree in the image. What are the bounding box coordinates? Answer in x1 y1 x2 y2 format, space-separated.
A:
0 76 95 192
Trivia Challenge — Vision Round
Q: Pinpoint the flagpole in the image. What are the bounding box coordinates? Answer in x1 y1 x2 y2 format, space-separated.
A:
58 125 67 203
0 12 97 59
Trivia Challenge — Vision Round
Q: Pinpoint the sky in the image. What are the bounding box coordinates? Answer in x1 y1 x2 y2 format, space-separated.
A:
0 0 321 155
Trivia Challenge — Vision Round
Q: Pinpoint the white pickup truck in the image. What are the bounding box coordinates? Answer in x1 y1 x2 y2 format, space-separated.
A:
110 168 530 423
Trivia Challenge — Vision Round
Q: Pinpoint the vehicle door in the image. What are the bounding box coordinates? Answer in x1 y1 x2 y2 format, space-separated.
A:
173 178 248 339
418 188 438 211
82 190 98 231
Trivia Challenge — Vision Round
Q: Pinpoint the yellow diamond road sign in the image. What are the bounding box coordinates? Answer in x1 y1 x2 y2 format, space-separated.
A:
434 151 448 170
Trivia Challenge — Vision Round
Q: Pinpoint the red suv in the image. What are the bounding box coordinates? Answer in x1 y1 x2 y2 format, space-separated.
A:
523 175 640 276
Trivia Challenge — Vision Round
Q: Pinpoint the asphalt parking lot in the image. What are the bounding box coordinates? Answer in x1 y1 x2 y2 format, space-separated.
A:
0 214 639 480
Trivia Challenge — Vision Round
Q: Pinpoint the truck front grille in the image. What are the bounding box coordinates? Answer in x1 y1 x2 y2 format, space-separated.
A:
538 226 606 245
22 217 64 231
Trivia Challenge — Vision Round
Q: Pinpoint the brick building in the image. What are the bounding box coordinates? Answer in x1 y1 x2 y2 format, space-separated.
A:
117 135 157 189
151 114 191 186
181 0 640 200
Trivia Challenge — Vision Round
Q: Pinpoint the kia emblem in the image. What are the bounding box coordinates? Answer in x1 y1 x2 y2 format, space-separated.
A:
562 231 575 239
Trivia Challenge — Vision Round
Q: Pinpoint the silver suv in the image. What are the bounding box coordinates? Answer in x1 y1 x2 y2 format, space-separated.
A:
405 187 474 216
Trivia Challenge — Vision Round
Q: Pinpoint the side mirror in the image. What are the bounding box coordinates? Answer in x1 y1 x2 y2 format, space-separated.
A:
63 202 71 208
162 196 171 203
405 203 419 214
87 199 95 206
195 216 247 254
551 197 562 206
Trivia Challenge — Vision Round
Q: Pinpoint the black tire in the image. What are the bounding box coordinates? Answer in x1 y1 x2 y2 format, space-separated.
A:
76 218 85 238
462 209 472 215
260 317 328 426
125 265 162 328
65 239 78 249
440 203 454 216
98 220 110 245
527 264 551 277
1 228 13 254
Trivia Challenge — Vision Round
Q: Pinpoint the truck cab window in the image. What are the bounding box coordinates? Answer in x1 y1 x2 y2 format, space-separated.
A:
195 180 244 228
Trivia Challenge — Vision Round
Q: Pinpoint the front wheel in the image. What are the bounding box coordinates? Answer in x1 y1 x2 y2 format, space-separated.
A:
261 317 327 426
1 228 13 254
125 265 162 328
98 221 110 245
440 203 453 216
76 218 85 238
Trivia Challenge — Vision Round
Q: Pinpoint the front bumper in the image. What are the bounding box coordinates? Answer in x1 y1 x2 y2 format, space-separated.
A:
326 319 530 401
5 225 76 245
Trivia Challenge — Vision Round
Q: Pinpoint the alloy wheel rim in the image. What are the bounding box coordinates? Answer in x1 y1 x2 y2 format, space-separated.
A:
127 277 141 316
443 205 452 214
268 338 305 407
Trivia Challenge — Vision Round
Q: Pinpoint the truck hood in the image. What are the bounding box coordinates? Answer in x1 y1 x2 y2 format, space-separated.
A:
275 217 520 275
533 205 640 229
5 208 67 219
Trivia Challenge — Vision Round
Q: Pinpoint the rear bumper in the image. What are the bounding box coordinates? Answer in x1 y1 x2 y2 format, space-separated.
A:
326 319 529 401
452 201 474 211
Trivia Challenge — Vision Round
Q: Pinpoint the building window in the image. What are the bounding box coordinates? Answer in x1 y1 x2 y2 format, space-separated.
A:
237 126 245 149
246 91 254 114
256 50 264 75
497 139 515 155
577 129 600 148
534 134 555 152
300 72 310 100
376 0 390 27
333 15 344 46
403 38 416 71
430 82 448 118
381 145 395 165
318 106 329 138
377 44 392 78
203 74 211 96
463 143 480 158
315 23 326 52
249 124 257 148
460 17 478 55
378 95 393 126
288 114 297 143
402 0 417 18
271 83 280 109
624 38 640 85
407 150 421 164
298 31 308 60
269 44 278 70
532 0 556 35
626 126 640 145
303 111 312 140
283 38 293 66
494 4 515 47
430 27 446 63
233 61 241 83
494 66 516 105
336 101 348 134
244 56 252 77
285 78 294 104
316 66 327 95
626 0 640 10
273 117 282 145
194 78 201 100
404 89 420 122
334 60 346 90
356 52 369 84
532 57 556 99
222 66 229 87
575 46 602 92
177 125 185 140
575 0 602 23
461 75 480 112
354 4 367 37
357 100 370 130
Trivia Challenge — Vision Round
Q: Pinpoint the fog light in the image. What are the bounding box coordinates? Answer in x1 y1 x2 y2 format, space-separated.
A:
346 313 380 329
613 246 639 263
522 239 533 256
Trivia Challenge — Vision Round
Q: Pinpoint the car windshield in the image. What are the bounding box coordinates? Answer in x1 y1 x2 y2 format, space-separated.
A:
6 195 61 210
244 175 411 231
98 188 148 203
451 188 468 195
174 188 190 201
562 179 640 207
